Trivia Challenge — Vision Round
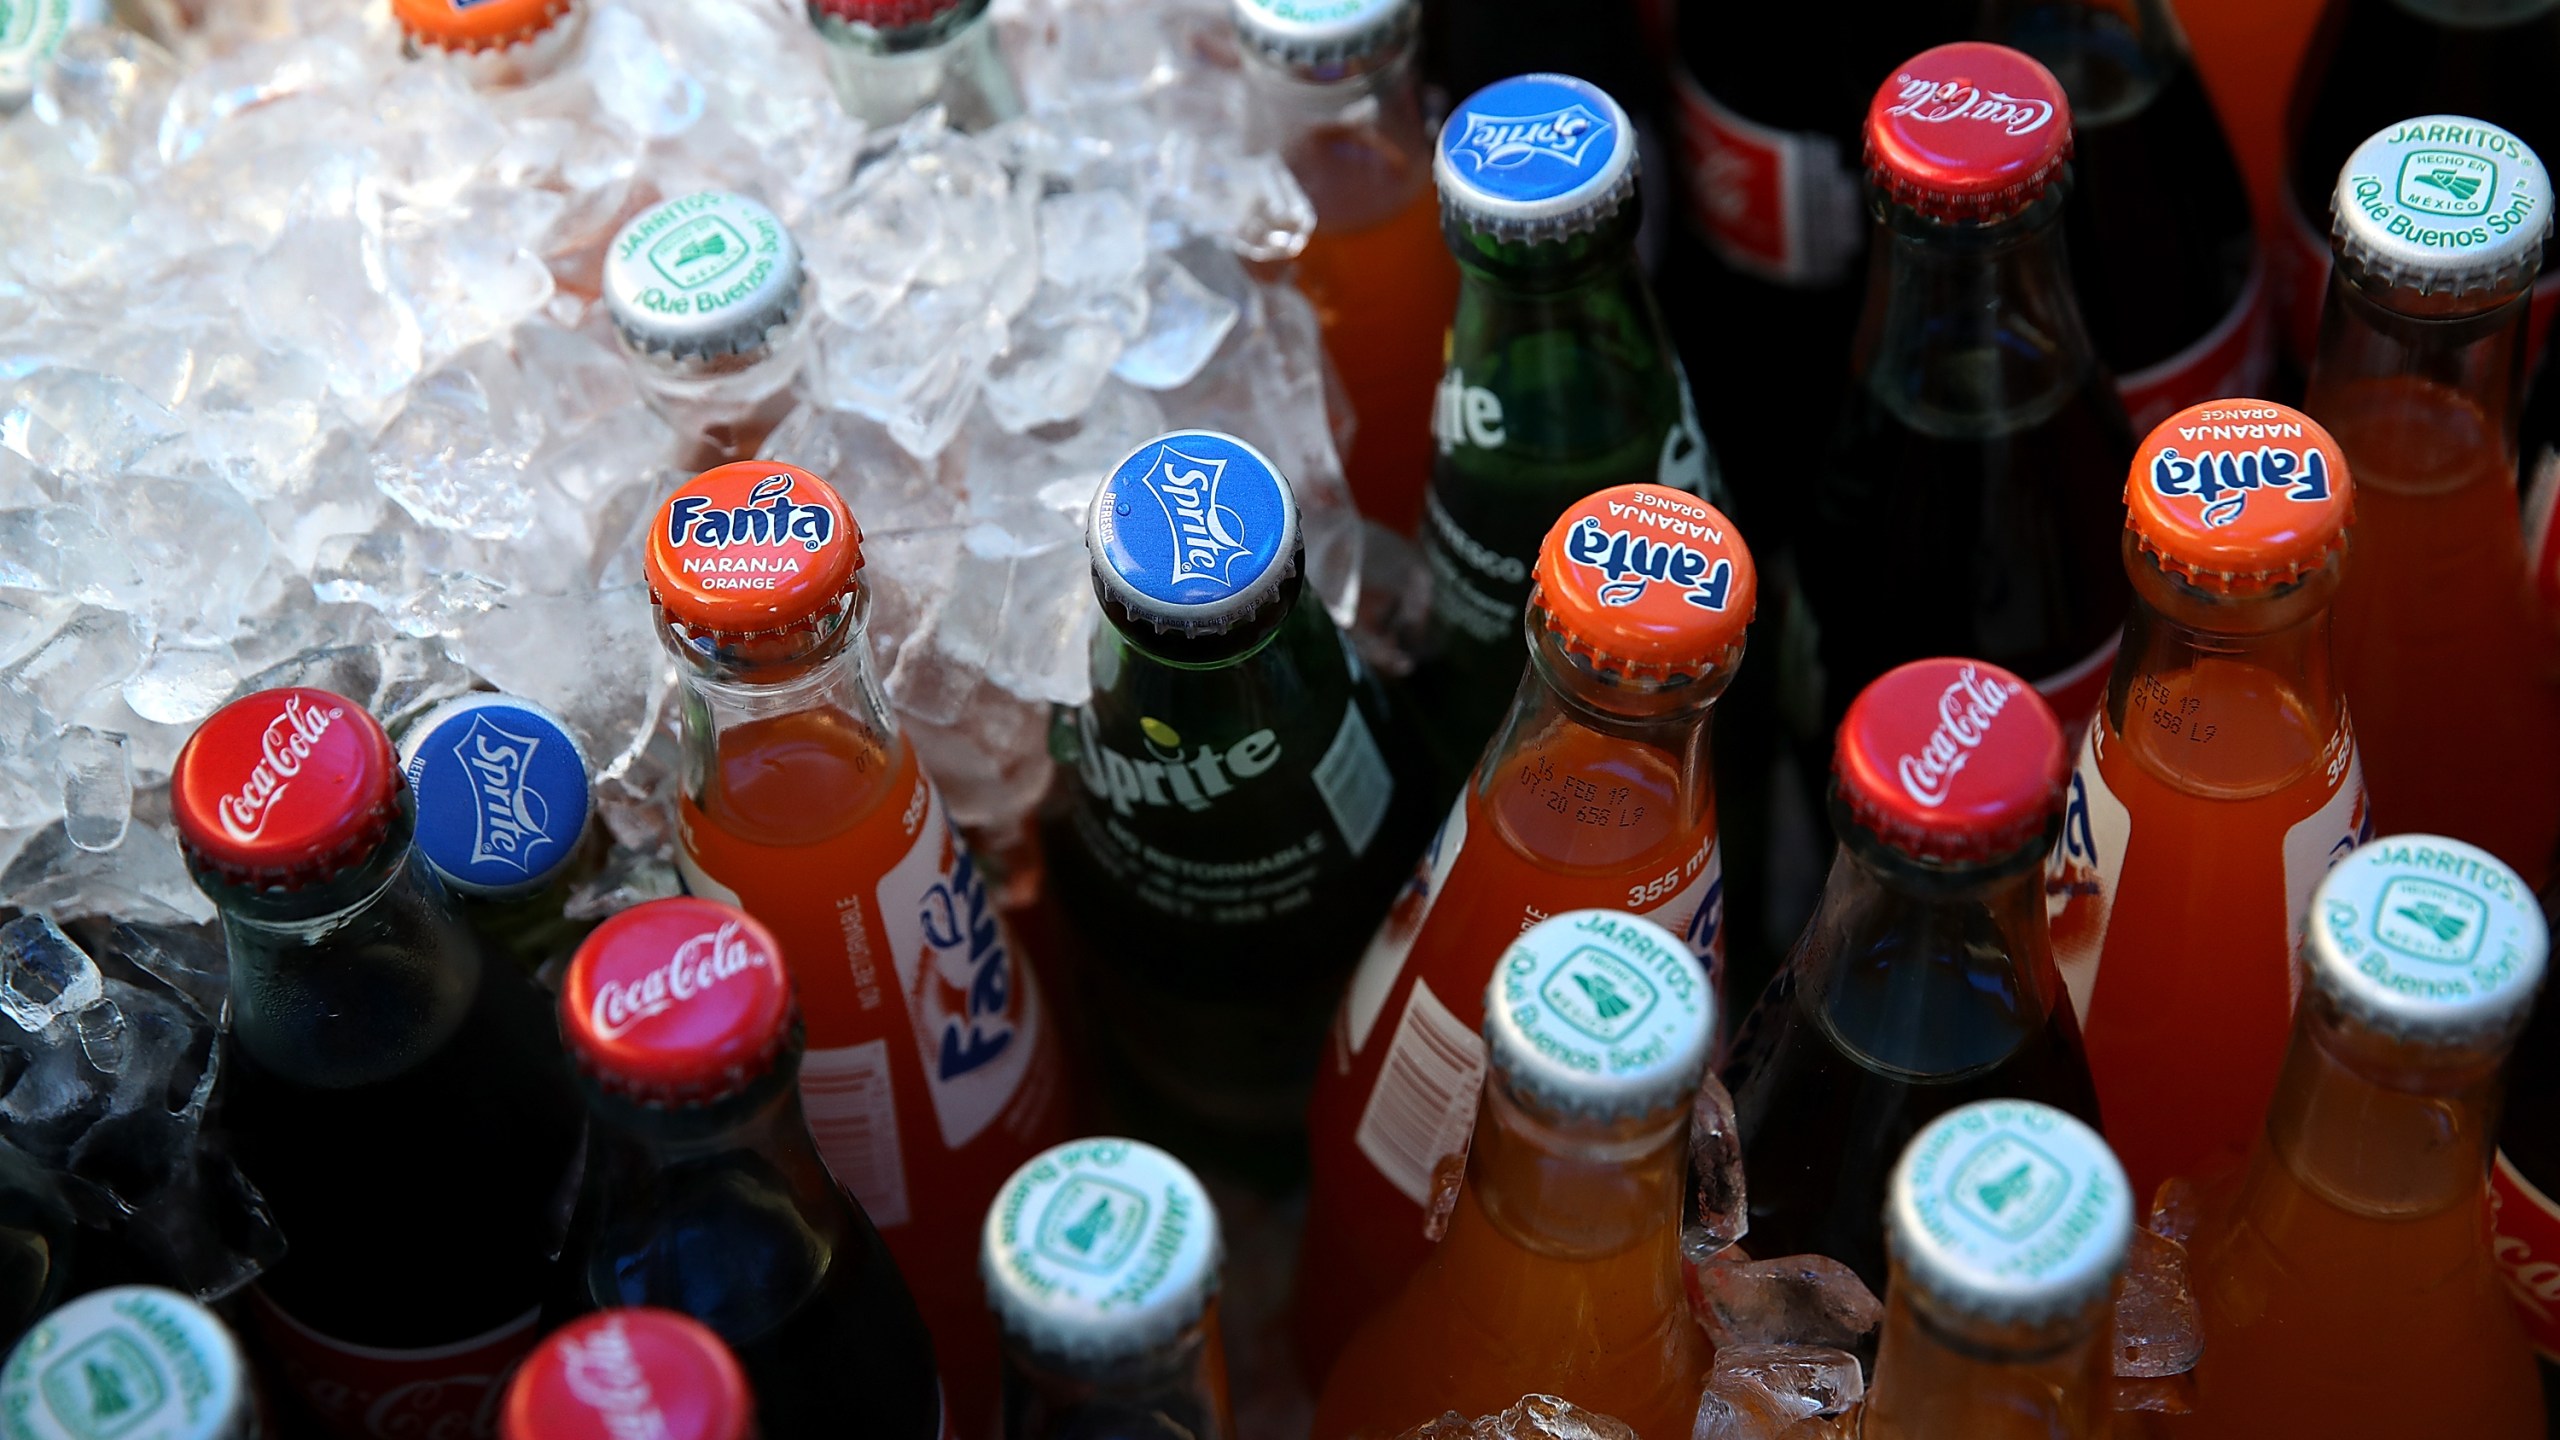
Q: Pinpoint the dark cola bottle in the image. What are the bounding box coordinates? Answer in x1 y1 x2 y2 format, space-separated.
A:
170 688 586 1440
554 896 942 1440
1790 42 2132 799
1984 0 2270 435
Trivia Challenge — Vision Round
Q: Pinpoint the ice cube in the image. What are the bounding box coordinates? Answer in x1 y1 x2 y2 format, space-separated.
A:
57 726 129 854
1685 1072 1748 1262
982 308 1126 433
579 4 704 140
4 369 190 481
1692 1252 1885 1353
6 607 147 721
243 217 425 431
0 915 104 1034
122 642 241 727
1691 1345 1863 1440
1038 189 1148 293
1113 255 1239 391
1 810 215 928
1399 1395 1639 1440
455 585 670 782
2114 1226 2201 1379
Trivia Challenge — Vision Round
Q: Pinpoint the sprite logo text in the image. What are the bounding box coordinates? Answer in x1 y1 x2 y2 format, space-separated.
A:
588 919 773 1042
2148 422 2332 530
1073 709 1281 816
1564 495 1733 611
216 693 344 846
1897 664 2022 809
448 712 558 877
1884 74 2055 136
1133 443 1253 590
1448 101 1612 173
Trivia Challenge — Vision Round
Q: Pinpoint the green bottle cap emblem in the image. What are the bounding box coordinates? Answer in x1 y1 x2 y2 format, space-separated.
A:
0 1288 246 1440
0 0 86 107
1889 1100 2130 1324
1483 909 1712 1120
2333 115 2551 286
2306 834 2546 1042
981 1138 1223 1365
602 190 805 362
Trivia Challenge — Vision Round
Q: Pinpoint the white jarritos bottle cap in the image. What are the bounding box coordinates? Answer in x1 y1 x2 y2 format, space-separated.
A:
2332 115 2552 293
982 1138 1224 1365
1888 1100 2132 1326
0 1286 252 1440
1230 0 1414 78
2304 834 2548 1046
1435 72 1639 243
1483 910 1714 1120
603 191 808 364
0 0 99 114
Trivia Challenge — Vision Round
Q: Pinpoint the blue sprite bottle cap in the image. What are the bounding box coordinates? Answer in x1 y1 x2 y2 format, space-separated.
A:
1230 0 1413 75
2305 835 2547 1045
981 1137 1224 1365
603 191 807 363
1086 430 1302 638
2334 116 2551 292
399 692 593 900
1482 910 1712 1121
0 1286 251 1440
1888 1100 2131 1326
1435 72 1638 241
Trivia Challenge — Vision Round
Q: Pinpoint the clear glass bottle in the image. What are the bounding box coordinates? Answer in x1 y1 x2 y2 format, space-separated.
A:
981 1138 1233 1440
807 0 1019 134
398 691 601 980
389 0 589 89
504 1307 757 1440
604 191 816 475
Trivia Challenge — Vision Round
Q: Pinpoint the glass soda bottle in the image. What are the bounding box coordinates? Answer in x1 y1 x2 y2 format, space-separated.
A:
1725 657 2101 1294
1041 431 1433 1178
980 1138 1233 1440
2305 116 2560 892
0 1286 256 1440
1293 481 1751 1381
643 461 1073 1436
503 1308 755 1440
2175 835 2546 1438
169 688 586 1440
398 691 599 979
603 191 816 476
389 0 589 88
1984 0 2271 435
1409 72 1720 792
1795 41 2134 764
1235 0 1454 536
2277 0 2560 378
555 897 942 1440
1309 909 1713 1440
2045 397 2369 1206
806 0 1020 134
1862 1099 2131 1440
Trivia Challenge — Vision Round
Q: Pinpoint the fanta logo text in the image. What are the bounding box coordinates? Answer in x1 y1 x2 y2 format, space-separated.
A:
589 920 772 1042
1884 75 2054 136
1450 102 1611 173
665 473 835 554
2148 443 2331 528
216 695 344 845
1074 709 1282 816
450 713 557 876
1898 665 2021 808
554 1318 667 1440
919 839 1018 1081
1134 444 1253 589
1564 516 1733 611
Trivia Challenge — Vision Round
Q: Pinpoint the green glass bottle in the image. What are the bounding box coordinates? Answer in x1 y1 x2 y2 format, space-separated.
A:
1042 430 1434 1186
1411 70 1722 794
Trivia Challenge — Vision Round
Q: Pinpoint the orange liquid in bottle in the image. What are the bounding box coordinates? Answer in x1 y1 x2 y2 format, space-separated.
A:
678 707 1072 1438
1296 720 1718 1380
2323 375 2560 891
2058 657 2364 1203
1292 136 1458 536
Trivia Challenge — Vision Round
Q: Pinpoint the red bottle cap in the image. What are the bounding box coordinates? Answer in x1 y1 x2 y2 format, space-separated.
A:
2125 400 2354 594
391 0 577 54
1865 42 2073 223
560 897 795 1105
645 463 863 638
1834 658 2067 863
500 1309 753 1440
170 689 402 890
807 0 974 33
1529 484 1756 683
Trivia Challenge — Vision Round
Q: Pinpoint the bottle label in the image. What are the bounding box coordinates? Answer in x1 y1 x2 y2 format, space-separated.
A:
1671 67 1862 286
1352 977 1489 1206
873 775 1044 1151
2115 253 2275 436
2046 716 2133 1021
2524 440 2560 620
1312 701 1394 857
252 1293 540 1440
1420 488 1528 645
2278 722 2373 1006
799 1038 911 1228
1343 794 1468 1056
2490 1149 2560 1360
2030 635 2119 740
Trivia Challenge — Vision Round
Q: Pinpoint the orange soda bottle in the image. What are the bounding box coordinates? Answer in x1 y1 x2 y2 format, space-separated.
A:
1234 0 1456 533
1309 909 1714 1440
2304 115 2560 891
1293 482 1752 1381
1864 1099 2132 1440
2045 398 2371 1204
2173 835 2546 1439
643 462 1074 1437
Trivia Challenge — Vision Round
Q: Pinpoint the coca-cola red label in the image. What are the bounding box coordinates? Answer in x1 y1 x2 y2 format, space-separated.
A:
1671 67 1861 287
2490 1149 2560 1360
2117 254 2275 437
2031 635 2118 739
254 1292 541 1440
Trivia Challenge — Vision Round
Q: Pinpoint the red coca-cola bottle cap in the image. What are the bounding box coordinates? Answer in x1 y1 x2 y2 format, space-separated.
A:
1833 658 2067 863
645 463 864 640
560 897 795 1105
501 1308 753 1440
1865 42 2073 223
170 688 403 890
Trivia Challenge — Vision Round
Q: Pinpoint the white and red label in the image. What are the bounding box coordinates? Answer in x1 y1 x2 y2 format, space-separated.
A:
2047 717 2132 1022
2490 1150 2560 1360
1672 68 1861 287
2031 635 2118 741
255 1294 541 1440
2117 255 2275 437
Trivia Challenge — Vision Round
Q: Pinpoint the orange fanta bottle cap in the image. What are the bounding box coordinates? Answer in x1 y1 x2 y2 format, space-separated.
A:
646 463 864 638
2125 400 2353 594
392 0 578 54
1529 484 1755 684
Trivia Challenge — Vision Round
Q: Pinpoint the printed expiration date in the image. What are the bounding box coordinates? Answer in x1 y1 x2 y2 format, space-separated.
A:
2132 675 2219 745
1516 755 1649 828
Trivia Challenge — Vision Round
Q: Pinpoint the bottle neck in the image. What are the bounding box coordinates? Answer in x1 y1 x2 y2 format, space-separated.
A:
1447 201 1646 295
1472 619 1724 824
999 1305 1233 1440
1242 44 1431 232
1462 1069 1690 1262
2304 255 2533 493
1985 0 2191 126
817 6 1017 132
584 1053 828 1177
1857 189 2101 438
663 588 907 814
1863 1276 2112 1440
